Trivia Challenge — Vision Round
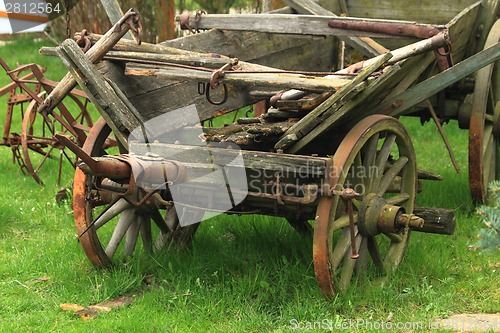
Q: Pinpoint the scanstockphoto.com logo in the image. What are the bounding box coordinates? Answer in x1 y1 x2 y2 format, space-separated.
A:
1 0 78 33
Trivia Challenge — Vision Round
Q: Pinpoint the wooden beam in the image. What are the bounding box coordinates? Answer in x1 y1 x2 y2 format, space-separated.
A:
125 64 353 92
283 0 387 57
176 13 436 39
286 63 402 154
129 142 329 178
374 41 500 117
99 0 135 41
39 9 139 115
56 39 144 146
275 53 392 151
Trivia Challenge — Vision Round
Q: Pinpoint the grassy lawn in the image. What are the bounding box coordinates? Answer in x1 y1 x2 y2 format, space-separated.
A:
0 37 498 333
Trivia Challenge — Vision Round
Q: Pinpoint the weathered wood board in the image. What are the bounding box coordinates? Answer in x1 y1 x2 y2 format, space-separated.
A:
329 0 480 24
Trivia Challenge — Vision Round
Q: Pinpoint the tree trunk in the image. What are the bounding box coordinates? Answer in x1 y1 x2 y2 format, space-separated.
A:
158 0 175 41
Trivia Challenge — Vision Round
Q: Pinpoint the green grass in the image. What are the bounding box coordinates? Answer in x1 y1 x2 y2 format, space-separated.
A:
0 37 499 333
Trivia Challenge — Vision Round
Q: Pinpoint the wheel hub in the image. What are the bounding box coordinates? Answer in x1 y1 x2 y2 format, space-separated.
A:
358 193 405 237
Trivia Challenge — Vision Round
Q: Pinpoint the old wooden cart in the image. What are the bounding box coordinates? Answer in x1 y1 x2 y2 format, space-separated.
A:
42 0 500 296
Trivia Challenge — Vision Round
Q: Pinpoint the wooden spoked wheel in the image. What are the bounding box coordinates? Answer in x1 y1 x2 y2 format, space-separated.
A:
21 93 93 185
469 19 500 203
73 118 199 267
313 115 417 296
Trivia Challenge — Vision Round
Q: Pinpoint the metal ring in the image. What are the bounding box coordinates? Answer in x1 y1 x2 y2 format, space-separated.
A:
437 42 452 56
205 83 228 105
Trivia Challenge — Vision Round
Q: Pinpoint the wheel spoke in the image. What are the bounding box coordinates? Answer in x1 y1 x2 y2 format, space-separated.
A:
386 193 410 205
489 138 496 184
367 236 385 273
338 234 362 292
151 209 171 234
140 216 153 253
105 208 136 258
350 153 365 193
377 156 408 196
124 217 142 258
373 134 397 189
330 228 352 273
33 145 55 173
362 133 379 192
94 198 131 229
483 124 494 185
384 232 403 243
332 213 358 233
354 237 368 276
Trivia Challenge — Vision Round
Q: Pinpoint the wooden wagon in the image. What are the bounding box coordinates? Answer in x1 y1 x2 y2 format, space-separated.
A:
41 0 500 296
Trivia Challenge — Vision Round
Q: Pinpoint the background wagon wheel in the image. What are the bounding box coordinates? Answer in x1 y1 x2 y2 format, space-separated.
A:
469 19 500 203
73 117 200 267
313 115 417 296
21 93 93 185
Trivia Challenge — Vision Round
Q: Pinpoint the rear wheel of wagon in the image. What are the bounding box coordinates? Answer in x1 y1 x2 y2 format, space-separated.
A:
73 117 199 267
313 115 417 296
469 19 500 203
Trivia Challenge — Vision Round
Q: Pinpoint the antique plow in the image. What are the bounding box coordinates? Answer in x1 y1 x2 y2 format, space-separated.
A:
0 58 93 184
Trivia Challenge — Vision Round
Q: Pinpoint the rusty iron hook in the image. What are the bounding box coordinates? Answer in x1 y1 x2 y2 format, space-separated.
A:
205 82 228 105
76 29 91 53
114 8 142 45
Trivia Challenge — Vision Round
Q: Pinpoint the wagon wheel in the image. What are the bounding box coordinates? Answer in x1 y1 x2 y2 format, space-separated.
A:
313 115 417 296
73 117 200 267
469 19 500 203
21 93 93 185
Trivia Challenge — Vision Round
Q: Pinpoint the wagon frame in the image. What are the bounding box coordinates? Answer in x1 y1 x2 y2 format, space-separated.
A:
39 0 500 296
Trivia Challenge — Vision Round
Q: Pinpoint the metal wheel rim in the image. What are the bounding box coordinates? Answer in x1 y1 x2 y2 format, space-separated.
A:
469 19 500 203
73 118 199 267
313 115 417 296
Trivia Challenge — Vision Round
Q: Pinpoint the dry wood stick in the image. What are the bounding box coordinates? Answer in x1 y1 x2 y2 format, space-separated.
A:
38 8 141 114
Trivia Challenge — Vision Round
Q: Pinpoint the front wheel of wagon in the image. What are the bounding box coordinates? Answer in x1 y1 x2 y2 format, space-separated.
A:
469 19 500 203
73 117 199 267
313 115 417 297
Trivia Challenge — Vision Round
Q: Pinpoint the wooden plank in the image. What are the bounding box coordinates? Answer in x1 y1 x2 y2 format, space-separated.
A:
99 61 258 122
57 39 143 146
129 142 329 177
177 13 436 39
374 41 500 117
99 0 135 41
466 0 500 57
125 64 352 92
73 32 213 56
40 48 234 69
285 63 403 154
339 0 480 24
284 0 386 56
275 53 392 151
163 29 337 72
367 3 480 109
446 2 481 63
